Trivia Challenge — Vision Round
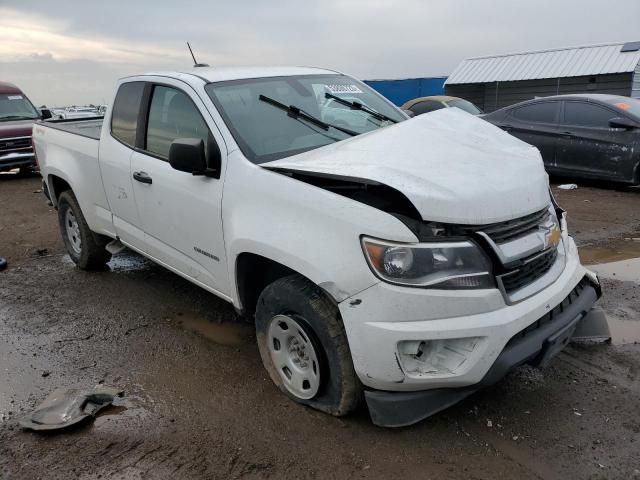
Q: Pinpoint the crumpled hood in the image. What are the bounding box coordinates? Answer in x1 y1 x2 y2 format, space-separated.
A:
263 108 550 225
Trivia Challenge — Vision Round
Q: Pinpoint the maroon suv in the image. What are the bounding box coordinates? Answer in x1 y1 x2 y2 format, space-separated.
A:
0 81 50 174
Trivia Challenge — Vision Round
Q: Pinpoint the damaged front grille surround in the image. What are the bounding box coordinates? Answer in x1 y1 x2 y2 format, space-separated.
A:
451 207 550 244
497 247 559 294
409 206 564 302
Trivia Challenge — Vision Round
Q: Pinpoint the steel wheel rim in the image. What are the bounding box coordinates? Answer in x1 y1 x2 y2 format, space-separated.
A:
65 209 82 255
267 314 321 400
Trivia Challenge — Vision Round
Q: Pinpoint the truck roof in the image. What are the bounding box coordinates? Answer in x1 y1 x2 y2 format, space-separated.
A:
138 66 339 84
0 81 22 95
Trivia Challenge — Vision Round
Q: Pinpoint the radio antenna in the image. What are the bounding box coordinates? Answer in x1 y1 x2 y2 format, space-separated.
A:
187 42 209 68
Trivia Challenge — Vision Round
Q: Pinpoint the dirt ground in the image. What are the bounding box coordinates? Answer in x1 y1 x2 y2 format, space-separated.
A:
1 173 639 480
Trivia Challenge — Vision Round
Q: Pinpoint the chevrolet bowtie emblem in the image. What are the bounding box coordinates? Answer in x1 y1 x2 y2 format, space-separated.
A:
545 226 561 248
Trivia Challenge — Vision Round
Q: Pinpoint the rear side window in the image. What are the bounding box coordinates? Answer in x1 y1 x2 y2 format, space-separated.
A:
512 102 558 123
111 82 145 147
145 86 211 159
563 102 617 128
410 101 444 115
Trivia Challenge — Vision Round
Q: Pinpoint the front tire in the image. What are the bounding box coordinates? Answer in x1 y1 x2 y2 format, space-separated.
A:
255 274 362 416
57 191 111 270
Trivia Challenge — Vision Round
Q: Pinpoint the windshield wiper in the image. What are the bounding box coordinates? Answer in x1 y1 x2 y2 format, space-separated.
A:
258 95 358 137
324 93 398 124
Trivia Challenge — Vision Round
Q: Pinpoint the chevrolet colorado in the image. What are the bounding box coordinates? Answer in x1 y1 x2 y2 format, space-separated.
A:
33 67 602 427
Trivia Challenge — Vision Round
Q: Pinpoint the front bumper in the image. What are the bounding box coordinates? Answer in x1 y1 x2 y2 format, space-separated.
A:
0 151 36 171
365 278 599 427
338 235 600 426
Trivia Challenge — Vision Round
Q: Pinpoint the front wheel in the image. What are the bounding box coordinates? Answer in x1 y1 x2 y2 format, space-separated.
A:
57 191 111 270
255 275 362 416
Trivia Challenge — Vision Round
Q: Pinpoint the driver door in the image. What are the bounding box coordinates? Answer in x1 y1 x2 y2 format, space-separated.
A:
130 80 230 297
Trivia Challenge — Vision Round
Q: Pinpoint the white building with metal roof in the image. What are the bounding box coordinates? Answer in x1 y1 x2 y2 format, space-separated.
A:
445 41 640 112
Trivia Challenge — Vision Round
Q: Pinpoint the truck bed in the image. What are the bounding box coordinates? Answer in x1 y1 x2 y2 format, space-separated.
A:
42 117 104 141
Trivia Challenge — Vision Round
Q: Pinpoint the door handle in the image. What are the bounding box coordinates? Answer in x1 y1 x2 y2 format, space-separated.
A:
561 131 574 138
133 171 152 184
502 124 513 131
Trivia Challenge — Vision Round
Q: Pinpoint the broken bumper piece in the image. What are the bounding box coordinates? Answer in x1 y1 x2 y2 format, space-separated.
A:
365 281 600 427
19 387 123 431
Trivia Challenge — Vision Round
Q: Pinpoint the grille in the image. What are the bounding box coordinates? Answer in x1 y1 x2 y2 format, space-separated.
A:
499 247 558 294
461 208 549 244
506 277 590 348
0 136 33 154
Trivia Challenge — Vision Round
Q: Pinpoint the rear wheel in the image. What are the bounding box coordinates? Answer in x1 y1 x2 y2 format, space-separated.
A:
57 191 111 270
255 274 362 416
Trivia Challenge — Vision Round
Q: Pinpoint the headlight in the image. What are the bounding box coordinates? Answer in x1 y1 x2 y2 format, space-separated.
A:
361 237 494 289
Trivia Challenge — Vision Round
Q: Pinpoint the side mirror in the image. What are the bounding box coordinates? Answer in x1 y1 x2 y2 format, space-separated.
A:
169 138 221 178
40 109 53 120
609 117 638 130
169 138 207 174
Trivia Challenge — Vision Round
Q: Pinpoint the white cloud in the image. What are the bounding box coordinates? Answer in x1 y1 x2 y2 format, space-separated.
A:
0 7 184 64
1 0 639 105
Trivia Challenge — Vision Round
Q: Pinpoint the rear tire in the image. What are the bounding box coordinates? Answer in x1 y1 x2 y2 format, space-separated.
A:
57 191 111 270
255 274 362 416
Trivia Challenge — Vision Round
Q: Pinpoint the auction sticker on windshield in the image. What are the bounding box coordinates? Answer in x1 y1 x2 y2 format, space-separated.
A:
325 84 363 94
8 95 23 100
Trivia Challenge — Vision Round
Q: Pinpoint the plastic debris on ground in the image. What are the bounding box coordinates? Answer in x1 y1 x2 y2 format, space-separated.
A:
557 184 578 190
19 387 123 431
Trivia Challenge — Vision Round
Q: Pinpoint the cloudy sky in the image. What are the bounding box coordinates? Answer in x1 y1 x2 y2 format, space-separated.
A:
1 0 639 106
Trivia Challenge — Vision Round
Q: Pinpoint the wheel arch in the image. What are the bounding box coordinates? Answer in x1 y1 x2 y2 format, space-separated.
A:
47 174 73 207
234 252 338 319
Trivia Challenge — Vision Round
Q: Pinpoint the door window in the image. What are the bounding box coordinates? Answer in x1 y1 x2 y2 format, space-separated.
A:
145 86 211 159
111 82 145 147
512 102 558 123
563 102 617 128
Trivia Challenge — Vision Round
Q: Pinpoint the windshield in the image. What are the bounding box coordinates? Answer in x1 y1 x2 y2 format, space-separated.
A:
0 93 39 121
205 74 406 163
605 97 640 120
445 99 483 115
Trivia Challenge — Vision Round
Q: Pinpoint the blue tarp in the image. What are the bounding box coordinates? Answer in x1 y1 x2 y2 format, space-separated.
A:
364 77 447 106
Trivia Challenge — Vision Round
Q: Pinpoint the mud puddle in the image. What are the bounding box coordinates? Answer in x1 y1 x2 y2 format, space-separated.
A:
107 252 153 272
607 315 640 345
61 251 153 272
579 238 640 282
179 314 254 346
578 240 640 344
578 238 640 266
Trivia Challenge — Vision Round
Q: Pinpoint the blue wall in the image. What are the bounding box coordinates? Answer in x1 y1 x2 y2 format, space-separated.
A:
364 77 447 106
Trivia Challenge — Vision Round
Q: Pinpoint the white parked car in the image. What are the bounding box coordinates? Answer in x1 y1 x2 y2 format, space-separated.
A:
33 66 602 427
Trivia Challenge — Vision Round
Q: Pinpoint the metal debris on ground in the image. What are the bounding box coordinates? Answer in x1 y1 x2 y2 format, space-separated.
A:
557 184 578 190
19 387 123 431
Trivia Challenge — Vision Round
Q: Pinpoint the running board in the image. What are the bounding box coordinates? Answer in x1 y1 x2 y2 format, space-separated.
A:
106 239 126 255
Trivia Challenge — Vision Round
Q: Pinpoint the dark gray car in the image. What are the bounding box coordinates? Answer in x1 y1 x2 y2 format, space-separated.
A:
483 94 640 185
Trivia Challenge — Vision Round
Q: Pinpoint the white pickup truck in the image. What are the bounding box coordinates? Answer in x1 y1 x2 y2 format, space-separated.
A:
33 66 602 427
